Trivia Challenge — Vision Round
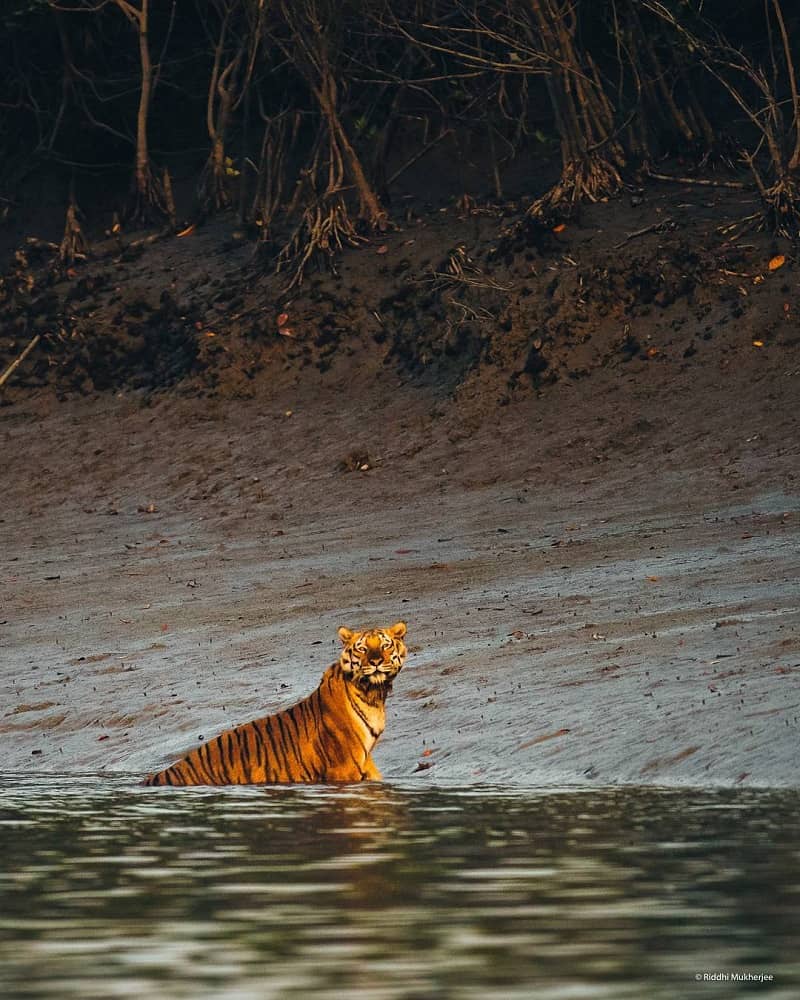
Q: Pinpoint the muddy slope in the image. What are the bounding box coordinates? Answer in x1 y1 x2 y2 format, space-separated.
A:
1 182 799 787
1 181 798 404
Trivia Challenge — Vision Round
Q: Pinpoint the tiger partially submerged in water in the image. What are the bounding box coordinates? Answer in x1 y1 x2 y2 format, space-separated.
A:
143 621 408 786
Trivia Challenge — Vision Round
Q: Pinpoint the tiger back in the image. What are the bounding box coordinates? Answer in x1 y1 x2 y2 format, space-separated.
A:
143 621 407 786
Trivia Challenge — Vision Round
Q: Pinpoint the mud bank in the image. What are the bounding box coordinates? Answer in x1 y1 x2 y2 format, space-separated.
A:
2 357 798 787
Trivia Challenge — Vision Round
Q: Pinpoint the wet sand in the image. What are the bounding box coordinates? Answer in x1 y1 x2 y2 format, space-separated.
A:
2 360 798 786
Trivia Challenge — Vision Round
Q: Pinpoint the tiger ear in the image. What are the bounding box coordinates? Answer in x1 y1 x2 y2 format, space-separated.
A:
388 621 407 639
338 626 354 644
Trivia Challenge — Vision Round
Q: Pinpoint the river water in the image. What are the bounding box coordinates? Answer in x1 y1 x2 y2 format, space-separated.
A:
0 778 797 999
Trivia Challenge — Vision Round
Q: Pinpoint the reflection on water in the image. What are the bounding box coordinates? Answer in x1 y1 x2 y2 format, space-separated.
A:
0 779 798 999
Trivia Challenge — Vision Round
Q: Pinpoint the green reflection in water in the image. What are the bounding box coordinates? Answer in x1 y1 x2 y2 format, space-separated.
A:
0 778 798 999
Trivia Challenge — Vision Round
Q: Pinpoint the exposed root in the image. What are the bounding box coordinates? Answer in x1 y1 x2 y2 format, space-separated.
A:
425 244 512 293
127 165 177 228
59 200 89 266
527 154 624 220
276 194 366 290
761 174 800 238
719 170 800 240
197 150 234 215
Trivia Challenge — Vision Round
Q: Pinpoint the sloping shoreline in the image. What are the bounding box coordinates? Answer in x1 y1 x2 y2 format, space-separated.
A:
2 355 798 787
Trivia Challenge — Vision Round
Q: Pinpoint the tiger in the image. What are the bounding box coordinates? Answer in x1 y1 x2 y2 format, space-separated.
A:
143 621 408 786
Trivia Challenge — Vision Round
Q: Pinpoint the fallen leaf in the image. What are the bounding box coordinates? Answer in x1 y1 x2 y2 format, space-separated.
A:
640 746 700 773
752 340 764 348
277 312 289 326
97 734 109 741
9 702 56 715
205 331 216 338
518 728 571 750
278 327 295 338
646 575 661 582
768 254 785 271
376 244 389 254
646 346 659 358
552 223 566 233
176 223 196 238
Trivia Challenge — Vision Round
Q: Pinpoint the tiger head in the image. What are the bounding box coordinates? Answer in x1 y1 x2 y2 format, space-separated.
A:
337 621 408 690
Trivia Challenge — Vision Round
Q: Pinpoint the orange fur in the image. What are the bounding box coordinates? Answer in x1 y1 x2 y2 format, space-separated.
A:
143 622 407 786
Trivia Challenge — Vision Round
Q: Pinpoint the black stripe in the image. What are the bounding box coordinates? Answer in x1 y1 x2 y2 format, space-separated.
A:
275 714 300 780
235 725 251 780
284 708 315 781
346 742 365 772
312 697 334 770
289 704 313 754
200 739 219 782
249 720 267 775
317 696 368 776
310 688 333 769
295 699 313 743
274 714 299 778
223 731 237 781
345 685 380 739
183 753 204 785
262 717 284 779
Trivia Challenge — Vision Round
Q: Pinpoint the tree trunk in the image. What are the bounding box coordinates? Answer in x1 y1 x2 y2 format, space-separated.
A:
134 0 152 203
527 0 624 217
114 0 171 224
312 58 385 228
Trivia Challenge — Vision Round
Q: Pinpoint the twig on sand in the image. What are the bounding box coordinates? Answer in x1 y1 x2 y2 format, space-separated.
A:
128 229 170 250
613 218 674 249
0 334 41 390
647 171 746 189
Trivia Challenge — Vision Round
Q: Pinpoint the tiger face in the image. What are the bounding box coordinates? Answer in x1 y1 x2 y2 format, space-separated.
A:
338 621 408 689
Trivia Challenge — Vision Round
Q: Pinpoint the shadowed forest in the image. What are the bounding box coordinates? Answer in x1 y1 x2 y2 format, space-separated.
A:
1 0 799 396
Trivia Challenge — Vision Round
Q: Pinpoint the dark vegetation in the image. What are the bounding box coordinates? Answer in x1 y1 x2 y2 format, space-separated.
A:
1 0 799 398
